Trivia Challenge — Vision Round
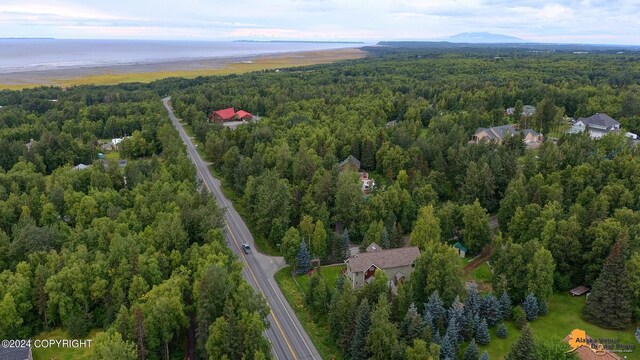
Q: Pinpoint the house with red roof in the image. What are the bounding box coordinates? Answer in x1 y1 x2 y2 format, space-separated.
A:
235 110 254 121
209 107 236 123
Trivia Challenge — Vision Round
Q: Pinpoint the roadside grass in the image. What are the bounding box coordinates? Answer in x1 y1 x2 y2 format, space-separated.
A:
296 264 346 293
274 266 346 360
32 328 99 360
477 293 640 360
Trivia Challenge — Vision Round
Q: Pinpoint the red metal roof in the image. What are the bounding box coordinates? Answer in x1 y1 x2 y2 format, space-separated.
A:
213 107 236 120
235 110 253 119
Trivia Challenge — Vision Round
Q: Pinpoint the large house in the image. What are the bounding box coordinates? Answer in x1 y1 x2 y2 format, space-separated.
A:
345 243 420 289
209 108 255 124
570 113 621 139
471 124 543 148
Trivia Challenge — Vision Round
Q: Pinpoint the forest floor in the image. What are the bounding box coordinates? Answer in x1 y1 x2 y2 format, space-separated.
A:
0 48 368 89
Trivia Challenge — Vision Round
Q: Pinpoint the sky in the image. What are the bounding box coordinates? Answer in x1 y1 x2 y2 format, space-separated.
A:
0 0 639 44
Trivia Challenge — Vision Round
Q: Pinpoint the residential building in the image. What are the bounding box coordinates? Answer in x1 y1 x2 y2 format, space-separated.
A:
573 113 621 139
0 346 33 360
344 243 420 289
564 329 623 360
471 124 543 148
209 107 236 123
338 155 375 193
235 110 254 121
505 104 536 117
454 242 467 258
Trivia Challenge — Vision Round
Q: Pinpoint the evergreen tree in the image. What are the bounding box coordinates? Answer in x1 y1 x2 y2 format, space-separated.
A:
296 241 311 275
479 294 501 326
474 318 490 345
513 306 527 330
582 233 633 329
480 351 490 360
522 294 538 321
340 229 351 261
381 227 391 249
462 310 476 341
401 303 426 345
537 300 548 316
496 322 508 338
439 334 455 360
498 292 512 320
505 325 536 360
447 296 465 343
366 295 403 360
423 310 435 337
444 317 459 356
464 339 479 360
351 299 372 360
424 291 447 332
464 283 481 318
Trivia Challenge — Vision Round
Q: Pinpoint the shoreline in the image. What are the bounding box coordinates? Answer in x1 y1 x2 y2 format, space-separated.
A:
0 48 368 89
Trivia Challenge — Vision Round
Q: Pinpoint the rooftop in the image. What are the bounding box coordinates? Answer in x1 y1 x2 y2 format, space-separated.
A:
346 246 420 273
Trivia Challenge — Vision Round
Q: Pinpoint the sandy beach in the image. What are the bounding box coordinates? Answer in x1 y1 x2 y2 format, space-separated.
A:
0 48 367 89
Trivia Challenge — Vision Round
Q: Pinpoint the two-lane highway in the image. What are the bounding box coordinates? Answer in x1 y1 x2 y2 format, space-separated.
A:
162 97 320 360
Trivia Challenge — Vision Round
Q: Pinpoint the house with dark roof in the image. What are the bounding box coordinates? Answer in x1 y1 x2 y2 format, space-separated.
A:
345 243 420 288
0 346 33 360
338 156 376 193
338 155 361 172
471 124 543 148
574 113 620 139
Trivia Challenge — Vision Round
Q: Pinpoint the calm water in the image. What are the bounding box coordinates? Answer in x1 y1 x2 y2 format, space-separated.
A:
0 39 363 74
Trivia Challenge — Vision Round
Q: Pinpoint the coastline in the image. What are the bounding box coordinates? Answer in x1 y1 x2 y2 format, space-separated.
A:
0 48 367 89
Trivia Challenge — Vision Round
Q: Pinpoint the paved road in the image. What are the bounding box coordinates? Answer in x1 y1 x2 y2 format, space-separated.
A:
162 97 320 360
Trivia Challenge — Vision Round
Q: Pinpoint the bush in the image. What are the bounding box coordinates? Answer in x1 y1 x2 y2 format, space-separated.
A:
513 306 527 330
538 300 548 316
496 322 508 338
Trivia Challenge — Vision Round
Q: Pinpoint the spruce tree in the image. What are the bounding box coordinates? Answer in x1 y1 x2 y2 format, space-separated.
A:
462 310 476 341
351 299 371 360
424 291 447 331
583 234 633 329
340 229 351 261
479 294 501 326
464 339 479 360
448 296 465 343
445 317 460 355
423 310 435 337
401 303 426 345
465 283 481 318
505 325 536 360
522 293 538 321
296 241 311 275
439 334 455 360
498 292 512 320
513 307 527 330
496 322 508 338
381 227 390 249
480 351 489 360
474 318 490 345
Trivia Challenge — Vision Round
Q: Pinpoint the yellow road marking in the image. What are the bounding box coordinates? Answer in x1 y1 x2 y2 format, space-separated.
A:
196 160 298 360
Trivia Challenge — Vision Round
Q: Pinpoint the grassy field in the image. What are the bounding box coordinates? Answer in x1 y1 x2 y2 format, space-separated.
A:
103 151 119 160
463 262 493 284
274 265 347 360
1 48 367 89
478 293 640 359
32 328 99 360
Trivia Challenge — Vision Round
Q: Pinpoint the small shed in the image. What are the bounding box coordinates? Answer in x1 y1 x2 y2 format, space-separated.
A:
570 286 590 296
453 242 467 258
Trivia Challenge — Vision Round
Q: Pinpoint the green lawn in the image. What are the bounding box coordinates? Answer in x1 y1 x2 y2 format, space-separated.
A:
275 266 346 360
32 328 99 360
478 293 640 360
103 151 120 160
464 262 493 284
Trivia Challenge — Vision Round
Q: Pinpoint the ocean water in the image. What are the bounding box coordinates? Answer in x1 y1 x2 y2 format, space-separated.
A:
0 39 363 74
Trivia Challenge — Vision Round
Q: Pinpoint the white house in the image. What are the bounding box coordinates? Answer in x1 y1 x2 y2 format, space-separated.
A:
574 113 620 139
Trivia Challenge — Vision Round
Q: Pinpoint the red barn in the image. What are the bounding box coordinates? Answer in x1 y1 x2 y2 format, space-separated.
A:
235 110 254 121
209 107 236 123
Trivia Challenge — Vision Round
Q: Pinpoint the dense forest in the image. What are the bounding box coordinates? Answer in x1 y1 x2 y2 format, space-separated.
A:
167 47 640 359
0 87 270 359
1 46 640 360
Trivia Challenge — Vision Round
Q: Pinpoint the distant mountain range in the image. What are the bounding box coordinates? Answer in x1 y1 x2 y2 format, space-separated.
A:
446 32 528 43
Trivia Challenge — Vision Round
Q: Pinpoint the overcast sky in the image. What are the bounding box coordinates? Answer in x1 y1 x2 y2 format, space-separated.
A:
1 0 638 44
